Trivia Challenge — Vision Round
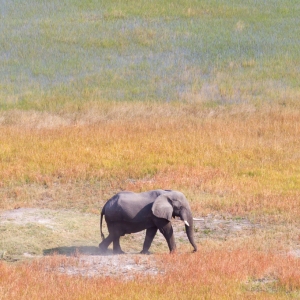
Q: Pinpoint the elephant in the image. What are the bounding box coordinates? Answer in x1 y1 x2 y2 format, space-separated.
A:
99 189 197 254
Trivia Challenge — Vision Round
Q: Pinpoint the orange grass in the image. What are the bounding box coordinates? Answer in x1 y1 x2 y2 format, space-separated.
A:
0 102 299 217
1 247 300 299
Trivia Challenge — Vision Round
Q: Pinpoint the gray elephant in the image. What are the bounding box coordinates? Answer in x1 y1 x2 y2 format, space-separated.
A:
99 189 197 254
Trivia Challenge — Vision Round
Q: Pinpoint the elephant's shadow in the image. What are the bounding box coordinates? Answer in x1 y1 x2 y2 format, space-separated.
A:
43 246 114 256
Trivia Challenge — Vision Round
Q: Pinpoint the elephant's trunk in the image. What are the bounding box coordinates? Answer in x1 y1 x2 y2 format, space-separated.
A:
180 209 197 252
185 218 197 252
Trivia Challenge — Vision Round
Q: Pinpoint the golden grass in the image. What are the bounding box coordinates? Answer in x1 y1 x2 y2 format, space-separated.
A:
1 101 300 298
1 247 300 299
0 102 299 218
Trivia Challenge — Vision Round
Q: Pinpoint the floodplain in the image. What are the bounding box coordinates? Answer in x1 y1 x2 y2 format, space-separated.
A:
1 0 300 299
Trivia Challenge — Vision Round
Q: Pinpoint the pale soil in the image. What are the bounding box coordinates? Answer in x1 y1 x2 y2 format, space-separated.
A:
45 253 163 279
1 208 299 279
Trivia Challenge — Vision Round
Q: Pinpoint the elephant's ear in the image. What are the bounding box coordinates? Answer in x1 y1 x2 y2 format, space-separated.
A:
152 195 173 221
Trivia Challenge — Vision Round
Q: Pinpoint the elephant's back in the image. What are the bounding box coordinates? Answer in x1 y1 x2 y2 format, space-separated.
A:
104 190 164 222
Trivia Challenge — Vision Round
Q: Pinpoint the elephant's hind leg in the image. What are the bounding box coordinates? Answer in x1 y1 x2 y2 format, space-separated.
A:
141 227 157 254
108 223 126 254
113 236 125 254
99 234 114 253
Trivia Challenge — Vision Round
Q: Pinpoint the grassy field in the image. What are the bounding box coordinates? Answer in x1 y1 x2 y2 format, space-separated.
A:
1 102 299 217
1 0 299 109
1 0 300 299
1 248 300 299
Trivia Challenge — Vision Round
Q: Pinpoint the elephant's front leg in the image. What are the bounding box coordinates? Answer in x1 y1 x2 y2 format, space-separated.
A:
160 223 176 253
141 227 158 254
154 218 176 253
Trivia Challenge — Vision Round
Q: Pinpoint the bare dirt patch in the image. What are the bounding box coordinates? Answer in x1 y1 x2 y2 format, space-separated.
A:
1 208 54 228
1 207 299 279
44 253 162 279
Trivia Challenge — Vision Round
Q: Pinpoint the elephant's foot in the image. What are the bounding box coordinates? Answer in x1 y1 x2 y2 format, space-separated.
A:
140 250 151 255
99 243 108 254
113 249 125 255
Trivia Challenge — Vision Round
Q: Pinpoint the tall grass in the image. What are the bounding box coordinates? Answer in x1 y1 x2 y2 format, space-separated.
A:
1 247 300 299
0 101 299 218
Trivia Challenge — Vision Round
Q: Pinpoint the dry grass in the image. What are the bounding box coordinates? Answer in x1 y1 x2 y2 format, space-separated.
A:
0 101 299 218
1 101 300 298
2 0 300 297
1 247 300 299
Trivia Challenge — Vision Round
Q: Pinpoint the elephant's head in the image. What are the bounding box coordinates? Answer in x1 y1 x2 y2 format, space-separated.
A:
152 191 197 252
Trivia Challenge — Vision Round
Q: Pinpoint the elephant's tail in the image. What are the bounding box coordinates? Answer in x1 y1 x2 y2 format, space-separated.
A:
100 206 105 240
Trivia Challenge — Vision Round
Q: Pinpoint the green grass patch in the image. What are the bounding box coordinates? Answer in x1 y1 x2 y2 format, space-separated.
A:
0 209 100 260
1 0 299 110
